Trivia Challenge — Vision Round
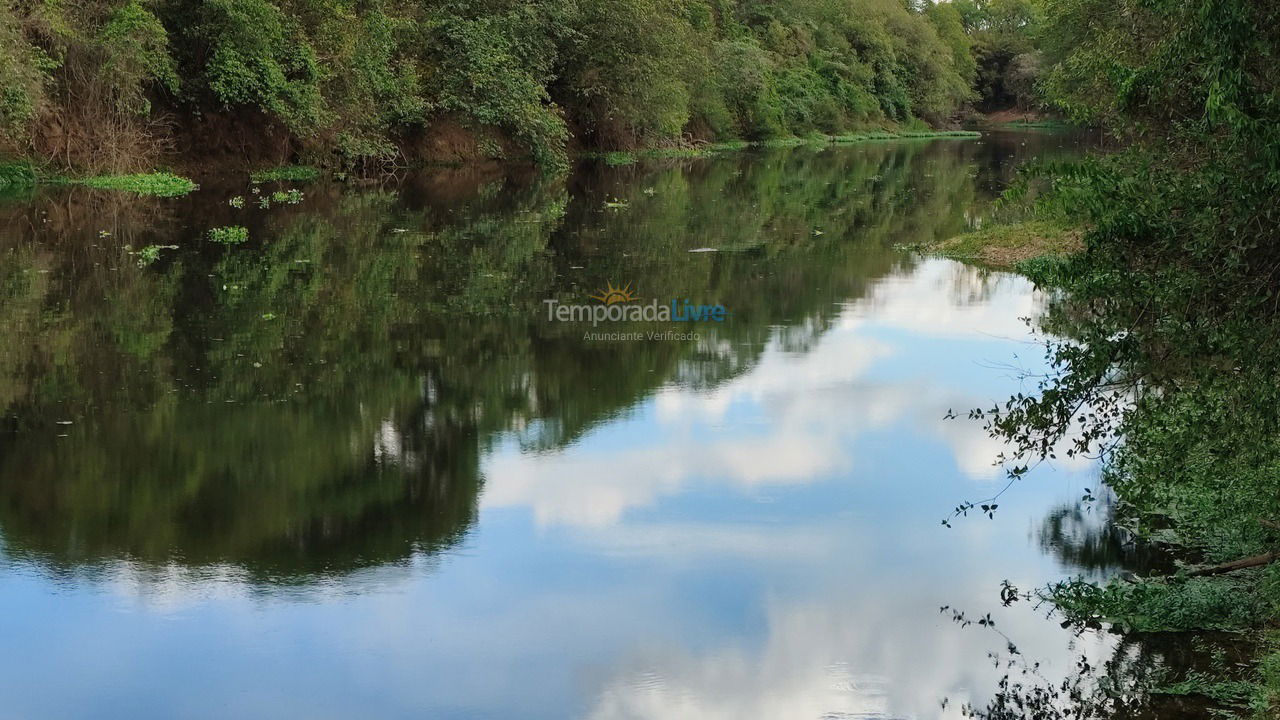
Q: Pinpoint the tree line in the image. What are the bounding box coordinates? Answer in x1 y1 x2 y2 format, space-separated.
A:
0 0 992 171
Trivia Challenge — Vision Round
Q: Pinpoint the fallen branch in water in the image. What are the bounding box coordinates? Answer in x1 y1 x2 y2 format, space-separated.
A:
1186 552 1278 577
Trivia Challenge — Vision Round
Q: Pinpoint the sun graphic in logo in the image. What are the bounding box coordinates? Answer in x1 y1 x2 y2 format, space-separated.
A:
589 281 640 305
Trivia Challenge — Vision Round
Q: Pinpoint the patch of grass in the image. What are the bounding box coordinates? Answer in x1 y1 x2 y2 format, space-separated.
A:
207 225 249 244
926 220 1081 269
74 172 198 197
249 165 320 183
601 151 637 166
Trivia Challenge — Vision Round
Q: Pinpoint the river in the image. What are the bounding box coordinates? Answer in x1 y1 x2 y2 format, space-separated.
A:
0 132 1151 718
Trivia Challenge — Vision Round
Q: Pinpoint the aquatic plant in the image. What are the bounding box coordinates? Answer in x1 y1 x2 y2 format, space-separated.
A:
208 225 249 244
75 172 198 197
270 189 303 205
131 243 178 266
249 165 320 183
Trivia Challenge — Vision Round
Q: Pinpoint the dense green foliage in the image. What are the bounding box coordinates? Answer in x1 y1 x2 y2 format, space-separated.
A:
951 0 1042 111
998 0 1280 568
0 160 36 189
0 0 978 170
956 0 1280 715
1050 576 1265 633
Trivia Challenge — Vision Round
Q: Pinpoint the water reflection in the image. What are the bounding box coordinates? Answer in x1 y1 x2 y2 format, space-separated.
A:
1037 493 1175 579
0 132 1136 718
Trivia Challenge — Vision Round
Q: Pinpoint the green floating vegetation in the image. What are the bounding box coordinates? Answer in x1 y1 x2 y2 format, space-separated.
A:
597 143 754 165
756 137 813 148
995 119 1075 130
252 188 304 208
74 172 198 197
131 244 178 267
594 131 981 165
207 225 249 244
831 129 981 141
5 165 197 198
249 165 320 183
640 147 720 159
601 151 637 166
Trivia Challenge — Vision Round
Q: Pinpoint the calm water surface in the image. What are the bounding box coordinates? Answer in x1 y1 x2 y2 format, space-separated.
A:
0 133 1139 718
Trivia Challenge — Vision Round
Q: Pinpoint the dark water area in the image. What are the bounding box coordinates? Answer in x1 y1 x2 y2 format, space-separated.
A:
0 132 1190 718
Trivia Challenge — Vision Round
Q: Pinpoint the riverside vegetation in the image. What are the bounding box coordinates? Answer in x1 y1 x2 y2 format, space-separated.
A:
934 0 1280 716
0 0 985 174
4 0 1280 715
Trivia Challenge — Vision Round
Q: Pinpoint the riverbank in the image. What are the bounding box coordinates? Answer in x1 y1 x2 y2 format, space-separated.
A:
918 220 1081 270
591 130 980 165
934 216 1280 716
2 130 982 198
972 109 1075 130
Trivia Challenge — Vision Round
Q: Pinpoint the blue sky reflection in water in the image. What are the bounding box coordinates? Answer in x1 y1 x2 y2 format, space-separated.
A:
0 134 1125 719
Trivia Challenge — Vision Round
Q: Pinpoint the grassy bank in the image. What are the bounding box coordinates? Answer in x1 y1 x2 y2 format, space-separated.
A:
920 220 1081 269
